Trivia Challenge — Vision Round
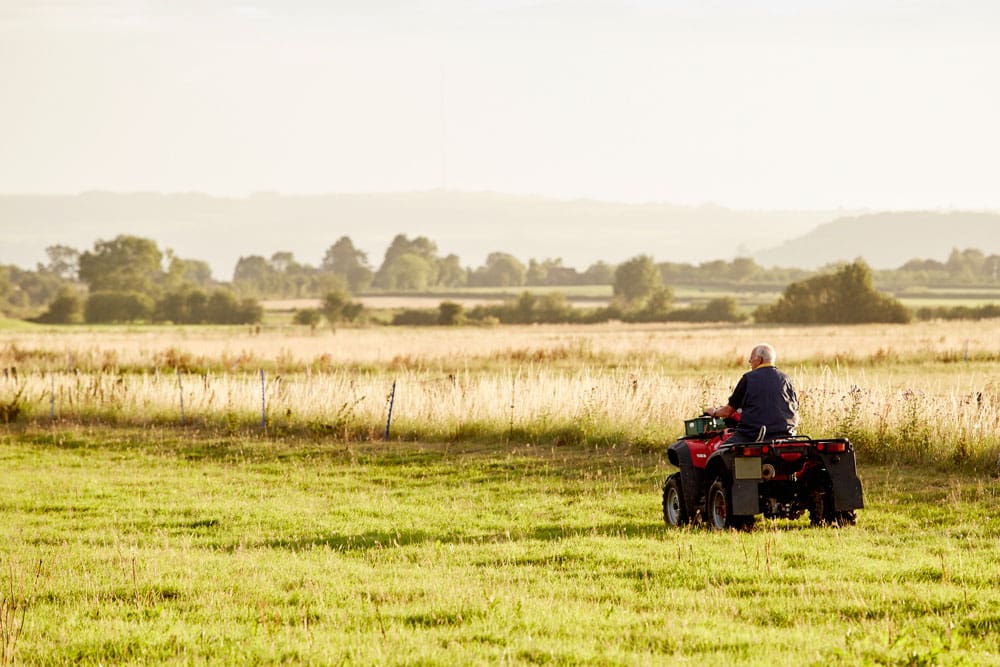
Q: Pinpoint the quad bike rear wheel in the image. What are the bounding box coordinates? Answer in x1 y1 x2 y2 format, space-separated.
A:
662 474 690 526
809 485 858 527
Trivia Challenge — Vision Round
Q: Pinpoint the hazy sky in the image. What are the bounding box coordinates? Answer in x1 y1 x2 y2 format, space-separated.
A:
2 0 998 209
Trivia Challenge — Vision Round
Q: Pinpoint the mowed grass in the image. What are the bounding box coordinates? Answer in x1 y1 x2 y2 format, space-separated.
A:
2 429 999 665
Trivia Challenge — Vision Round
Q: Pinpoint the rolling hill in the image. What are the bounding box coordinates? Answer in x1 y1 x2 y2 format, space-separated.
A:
753 211 1000 269
1 191 840 280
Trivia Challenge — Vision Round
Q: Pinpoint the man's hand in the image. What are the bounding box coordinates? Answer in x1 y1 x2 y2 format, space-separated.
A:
711 405 735 419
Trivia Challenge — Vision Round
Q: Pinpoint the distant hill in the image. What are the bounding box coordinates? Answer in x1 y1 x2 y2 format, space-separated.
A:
0 191 842 280
754 211 1000 269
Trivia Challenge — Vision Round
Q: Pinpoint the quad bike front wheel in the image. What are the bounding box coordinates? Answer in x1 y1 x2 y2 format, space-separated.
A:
662 474 690 526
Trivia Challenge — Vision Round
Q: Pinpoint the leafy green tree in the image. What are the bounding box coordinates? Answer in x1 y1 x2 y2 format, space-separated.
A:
321 236 374 291
269 251 297 273
729 257 761 282
1 264 75 318
271 252 316 297
437 254 467 287
614 255 661 303
165 254 214 291
186 290 209 322
470 252 526 287
78 235 164 295
526 258 582 286
312 272 352 297
154 291 188 323
946 248 987 281
0 267 10 309
526 259 548 285
378 253 435 290
582 261 614 285
40 245 80 280
375 235 441 288
755 261 911 324
232 255 280 296
382 235 438 264
206 290 240 323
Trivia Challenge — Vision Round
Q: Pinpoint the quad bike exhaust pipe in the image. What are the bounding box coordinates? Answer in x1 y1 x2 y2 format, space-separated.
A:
761 463 776 480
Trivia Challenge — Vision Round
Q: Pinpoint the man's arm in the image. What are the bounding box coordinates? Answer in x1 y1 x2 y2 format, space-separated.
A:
707 374 747 419
708 404 735 419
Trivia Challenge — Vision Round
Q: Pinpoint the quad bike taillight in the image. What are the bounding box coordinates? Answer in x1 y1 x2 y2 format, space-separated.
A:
816 441 847 453
736 445 769 457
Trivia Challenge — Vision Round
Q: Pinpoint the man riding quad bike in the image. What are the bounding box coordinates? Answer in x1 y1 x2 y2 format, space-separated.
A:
662 343 863 530
662 412 864 530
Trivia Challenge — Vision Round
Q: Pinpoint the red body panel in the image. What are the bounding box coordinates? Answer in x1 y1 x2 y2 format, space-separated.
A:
684 430 733 470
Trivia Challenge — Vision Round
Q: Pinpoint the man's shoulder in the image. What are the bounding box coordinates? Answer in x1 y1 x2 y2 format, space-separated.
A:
751 366 792 381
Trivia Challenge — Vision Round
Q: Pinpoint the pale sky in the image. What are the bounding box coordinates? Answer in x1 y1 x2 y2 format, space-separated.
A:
2 0 998 209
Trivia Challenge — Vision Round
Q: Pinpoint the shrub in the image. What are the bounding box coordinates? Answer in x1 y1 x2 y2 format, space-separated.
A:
84 291 154 323
153 289 262 324
294 309 323 327
392 309 440 326
438 301 464 326
32 289 84 324
755 261 911 324
665 297 747 323
322 290 364 324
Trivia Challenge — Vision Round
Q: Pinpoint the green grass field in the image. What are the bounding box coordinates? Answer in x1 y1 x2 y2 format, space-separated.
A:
2 429 999 665
3 322 1000 664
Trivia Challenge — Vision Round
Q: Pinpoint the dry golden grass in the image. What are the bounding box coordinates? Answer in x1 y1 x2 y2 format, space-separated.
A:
3 320 999 371
2 320 1000 468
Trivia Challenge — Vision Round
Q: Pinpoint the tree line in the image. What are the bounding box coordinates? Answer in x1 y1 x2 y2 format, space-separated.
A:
389 258 909 326
1 231 998 325
8 237 261 325
230 234 613 298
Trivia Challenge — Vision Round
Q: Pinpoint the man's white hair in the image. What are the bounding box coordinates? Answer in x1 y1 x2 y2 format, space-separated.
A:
753 343 776 363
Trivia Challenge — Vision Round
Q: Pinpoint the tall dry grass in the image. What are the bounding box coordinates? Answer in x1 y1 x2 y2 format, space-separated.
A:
2 321 1000 469
3 320 999 372
2 365 999 469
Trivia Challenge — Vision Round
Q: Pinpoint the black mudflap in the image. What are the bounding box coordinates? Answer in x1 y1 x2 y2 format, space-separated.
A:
731 479 760 516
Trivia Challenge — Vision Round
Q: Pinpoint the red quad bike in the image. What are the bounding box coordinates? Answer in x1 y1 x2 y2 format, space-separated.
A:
662 415 864 530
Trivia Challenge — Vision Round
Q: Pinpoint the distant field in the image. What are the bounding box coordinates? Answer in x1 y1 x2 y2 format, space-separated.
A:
261 283 1000 317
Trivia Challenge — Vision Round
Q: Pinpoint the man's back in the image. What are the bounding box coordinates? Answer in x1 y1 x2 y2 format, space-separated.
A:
729 365 799 438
